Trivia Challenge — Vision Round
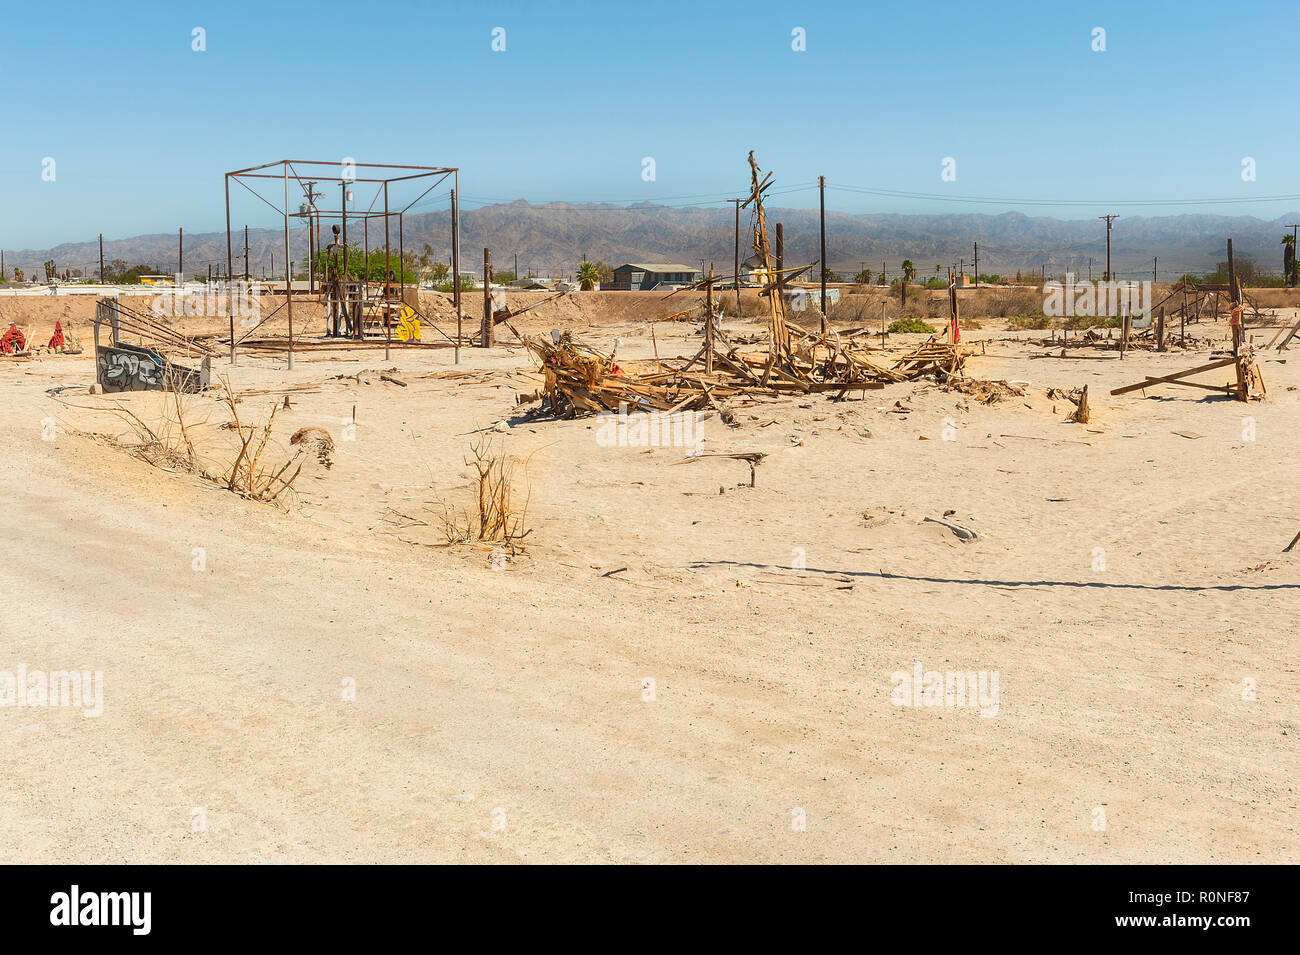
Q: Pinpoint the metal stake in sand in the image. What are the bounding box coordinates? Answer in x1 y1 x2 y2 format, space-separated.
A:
384 180 391 363
284 165 294 370
224 175 235 364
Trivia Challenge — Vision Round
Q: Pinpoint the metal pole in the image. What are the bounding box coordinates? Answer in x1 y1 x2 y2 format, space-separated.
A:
452 180 461 363
818 176 827 335
341 181 349 336
284 165 293 370
224 175 235 364
384 182 391 362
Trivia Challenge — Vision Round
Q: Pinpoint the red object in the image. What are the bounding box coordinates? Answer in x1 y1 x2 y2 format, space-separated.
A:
48 321 65 350
0 323 25 354
951 317 961 344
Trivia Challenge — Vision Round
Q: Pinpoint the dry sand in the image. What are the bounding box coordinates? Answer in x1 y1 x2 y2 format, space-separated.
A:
1 294 1297 863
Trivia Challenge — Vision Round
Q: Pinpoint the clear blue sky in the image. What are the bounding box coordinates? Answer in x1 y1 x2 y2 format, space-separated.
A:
2 0 1297 248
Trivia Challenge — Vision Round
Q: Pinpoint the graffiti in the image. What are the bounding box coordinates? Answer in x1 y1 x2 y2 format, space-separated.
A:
395 304 421 342
96 344 208 393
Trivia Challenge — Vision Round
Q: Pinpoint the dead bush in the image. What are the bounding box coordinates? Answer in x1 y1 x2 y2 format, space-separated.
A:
437 437 533 551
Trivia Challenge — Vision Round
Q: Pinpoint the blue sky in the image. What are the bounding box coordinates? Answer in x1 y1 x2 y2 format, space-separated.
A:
2 0 1297 247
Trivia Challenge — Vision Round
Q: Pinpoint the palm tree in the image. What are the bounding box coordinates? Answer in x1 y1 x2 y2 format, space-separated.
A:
854 268 871 285
1282 234 1296 287
900 259 916 306
577 261 600 291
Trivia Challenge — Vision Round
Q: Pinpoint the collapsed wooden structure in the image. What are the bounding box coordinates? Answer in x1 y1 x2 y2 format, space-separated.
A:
1110 240 1265 402
517 153 966 417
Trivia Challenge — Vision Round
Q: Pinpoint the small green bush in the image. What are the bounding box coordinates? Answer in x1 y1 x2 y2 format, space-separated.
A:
1008 313 1052 330
888 318 937 334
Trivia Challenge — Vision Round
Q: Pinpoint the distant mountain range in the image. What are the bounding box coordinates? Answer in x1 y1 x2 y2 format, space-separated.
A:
5 202 1299 282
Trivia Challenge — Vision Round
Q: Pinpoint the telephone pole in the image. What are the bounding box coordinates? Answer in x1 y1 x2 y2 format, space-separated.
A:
99 233 104 284
1285 224 1299 287
302 180 319 294
1099 214 1119 281
818 175 827 334
732 198 742 313
243 225 249 281
973 241 978 287
178 227 183 281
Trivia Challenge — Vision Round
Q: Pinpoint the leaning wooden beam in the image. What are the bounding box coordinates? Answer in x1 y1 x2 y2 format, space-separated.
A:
1109 358 1236 396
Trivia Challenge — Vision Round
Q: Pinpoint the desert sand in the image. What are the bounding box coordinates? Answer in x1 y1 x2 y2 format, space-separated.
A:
1 291 1296 863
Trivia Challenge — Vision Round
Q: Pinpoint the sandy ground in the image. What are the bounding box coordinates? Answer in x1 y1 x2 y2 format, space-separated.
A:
1 298 1297 864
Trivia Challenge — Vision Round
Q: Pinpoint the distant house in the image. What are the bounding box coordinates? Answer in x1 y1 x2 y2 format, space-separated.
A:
606 263 700 291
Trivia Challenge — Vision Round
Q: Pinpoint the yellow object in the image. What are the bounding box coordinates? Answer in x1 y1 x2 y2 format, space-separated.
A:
395 304 420 342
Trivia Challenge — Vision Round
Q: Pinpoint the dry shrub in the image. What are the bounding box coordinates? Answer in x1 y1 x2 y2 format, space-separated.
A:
437 436 533 550
216 381 304 502
64 375 310 506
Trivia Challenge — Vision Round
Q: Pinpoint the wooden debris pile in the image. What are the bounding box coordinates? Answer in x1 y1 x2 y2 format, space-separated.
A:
945 378 1026 404
520 330 734 416
516 152 968 419
1047 385 1091 422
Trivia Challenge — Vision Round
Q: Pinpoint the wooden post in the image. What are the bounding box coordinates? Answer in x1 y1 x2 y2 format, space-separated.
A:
1120 303 1130 359
1227 238 1246 399
1156 306 1165 352
775 222 784 300
1181 281 1187 346
481 247 492 347
705 264 714 374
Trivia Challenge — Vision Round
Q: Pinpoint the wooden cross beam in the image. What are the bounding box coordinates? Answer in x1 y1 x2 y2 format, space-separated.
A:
1109 357 1236 396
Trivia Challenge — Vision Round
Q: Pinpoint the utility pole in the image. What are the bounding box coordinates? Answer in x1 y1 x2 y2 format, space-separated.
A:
1153 256 1157 284
732 198 741 313
973 241 978 287
1099 214 1119 281
243 225 250 282
818 175 827 335
302 180 319 295
178 227 183 282
1285 224 1299 287
99 233 104 284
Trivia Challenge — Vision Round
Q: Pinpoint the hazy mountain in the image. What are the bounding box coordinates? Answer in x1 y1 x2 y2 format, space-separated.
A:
6 202 1299 282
